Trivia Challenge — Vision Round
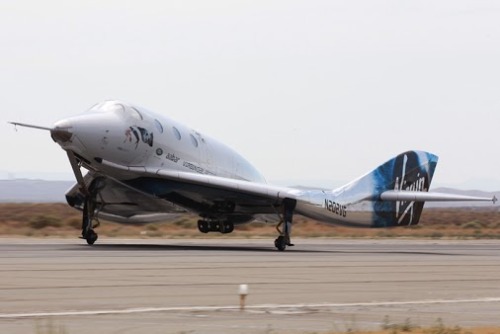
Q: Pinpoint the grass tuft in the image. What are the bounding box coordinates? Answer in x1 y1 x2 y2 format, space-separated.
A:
381 316 418 333
35 319 67 334
423 318 469 334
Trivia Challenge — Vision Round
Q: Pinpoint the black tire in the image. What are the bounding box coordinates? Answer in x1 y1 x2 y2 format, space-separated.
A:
220 222 234 234
86 230 98 245
224 222 234 234
198 220 209 233
274 236 286 251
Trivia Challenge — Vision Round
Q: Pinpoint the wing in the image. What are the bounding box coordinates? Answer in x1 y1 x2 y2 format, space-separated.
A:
66 162 496 226
65 168 301 224
65 172 188 224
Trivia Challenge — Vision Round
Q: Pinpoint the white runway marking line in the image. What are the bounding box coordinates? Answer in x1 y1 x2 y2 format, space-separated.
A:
2 298 500 319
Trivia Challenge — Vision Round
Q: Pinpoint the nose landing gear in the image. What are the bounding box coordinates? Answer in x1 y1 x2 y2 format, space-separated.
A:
81 193 101 245
81 198 99 245
65 150 101 245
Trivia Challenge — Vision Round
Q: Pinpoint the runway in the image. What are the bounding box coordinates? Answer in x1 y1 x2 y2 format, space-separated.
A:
1 238 500 333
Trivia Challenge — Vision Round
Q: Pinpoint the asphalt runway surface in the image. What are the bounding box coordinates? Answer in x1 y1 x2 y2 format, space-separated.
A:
1 238 500 334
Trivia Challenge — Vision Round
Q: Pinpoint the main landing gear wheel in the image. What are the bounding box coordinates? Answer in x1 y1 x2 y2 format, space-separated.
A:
85 230 98 245
274 236 287 251
220 221 234 234
197 220 234 234
198 220 209 233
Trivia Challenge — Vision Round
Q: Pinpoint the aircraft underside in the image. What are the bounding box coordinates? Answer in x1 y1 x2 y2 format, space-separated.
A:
66 161 297 251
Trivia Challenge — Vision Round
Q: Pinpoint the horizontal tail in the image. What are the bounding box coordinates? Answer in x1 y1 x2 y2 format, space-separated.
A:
302 151 495 228
380 190 496 203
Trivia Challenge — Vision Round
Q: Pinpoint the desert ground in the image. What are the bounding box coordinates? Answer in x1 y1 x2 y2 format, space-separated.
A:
0 203 499 240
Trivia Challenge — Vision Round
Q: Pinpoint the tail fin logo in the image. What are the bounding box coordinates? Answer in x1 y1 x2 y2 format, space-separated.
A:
394 154 428 225
372 151 436 227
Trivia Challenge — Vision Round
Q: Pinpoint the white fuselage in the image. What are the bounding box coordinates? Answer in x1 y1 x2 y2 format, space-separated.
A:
52 100 375 227
53 100 267 184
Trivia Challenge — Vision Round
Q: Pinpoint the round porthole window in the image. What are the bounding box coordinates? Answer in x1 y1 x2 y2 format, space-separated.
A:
156 148 163 156
154 119 164 133
172 126 181 140
190 134 199 148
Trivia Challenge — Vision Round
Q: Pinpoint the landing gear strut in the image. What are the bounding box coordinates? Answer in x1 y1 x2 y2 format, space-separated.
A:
66 151 102 245
274 198 296 251
81 198 98 245
81 185 102 245
80 178 104 246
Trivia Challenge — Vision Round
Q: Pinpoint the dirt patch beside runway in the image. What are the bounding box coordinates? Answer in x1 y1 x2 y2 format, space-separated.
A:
0 203 499 239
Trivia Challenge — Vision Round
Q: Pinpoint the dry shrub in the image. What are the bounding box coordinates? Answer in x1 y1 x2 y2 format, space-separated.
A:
29 215 62 229
64 217 81 230
462 221 484 229
145 224 159 231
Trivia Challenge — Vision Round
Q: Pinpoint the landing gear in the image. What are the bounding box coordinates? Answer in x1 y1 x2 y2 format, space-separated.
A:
274 221 293 251
81 196 99 245
274 198 297 251
274 235 287 251
85 229 98 245
197 220 234 234
198 220 209 233
79 178 105 246
66 150 102 246
220 221 234 234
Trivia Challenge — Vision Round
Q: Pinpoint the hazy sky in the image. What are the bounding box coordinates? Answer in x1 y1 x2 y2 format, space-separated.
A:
1 0 499 190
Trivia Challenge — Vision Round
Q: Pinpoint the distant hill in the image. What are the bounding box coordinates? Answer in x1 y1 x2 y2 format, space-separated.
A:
0 180 497 208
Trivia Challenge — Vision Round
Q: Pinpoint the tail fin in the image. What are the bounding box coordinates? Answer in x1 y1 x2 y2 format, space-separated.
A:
371 150 438 227
336 150 438 227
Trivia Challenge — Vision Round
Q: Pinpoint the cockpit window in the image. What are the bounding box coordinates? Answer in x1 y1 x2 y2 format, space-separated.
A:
87 101 124 113
87 101 143 121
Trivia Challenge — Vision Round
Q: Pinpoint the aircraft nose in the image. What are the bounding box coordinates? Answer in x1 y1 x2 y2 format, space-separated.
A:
51 119 73 144
51 114 103 154
53 113 116 152
51 110 139 165
51 104 149 167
